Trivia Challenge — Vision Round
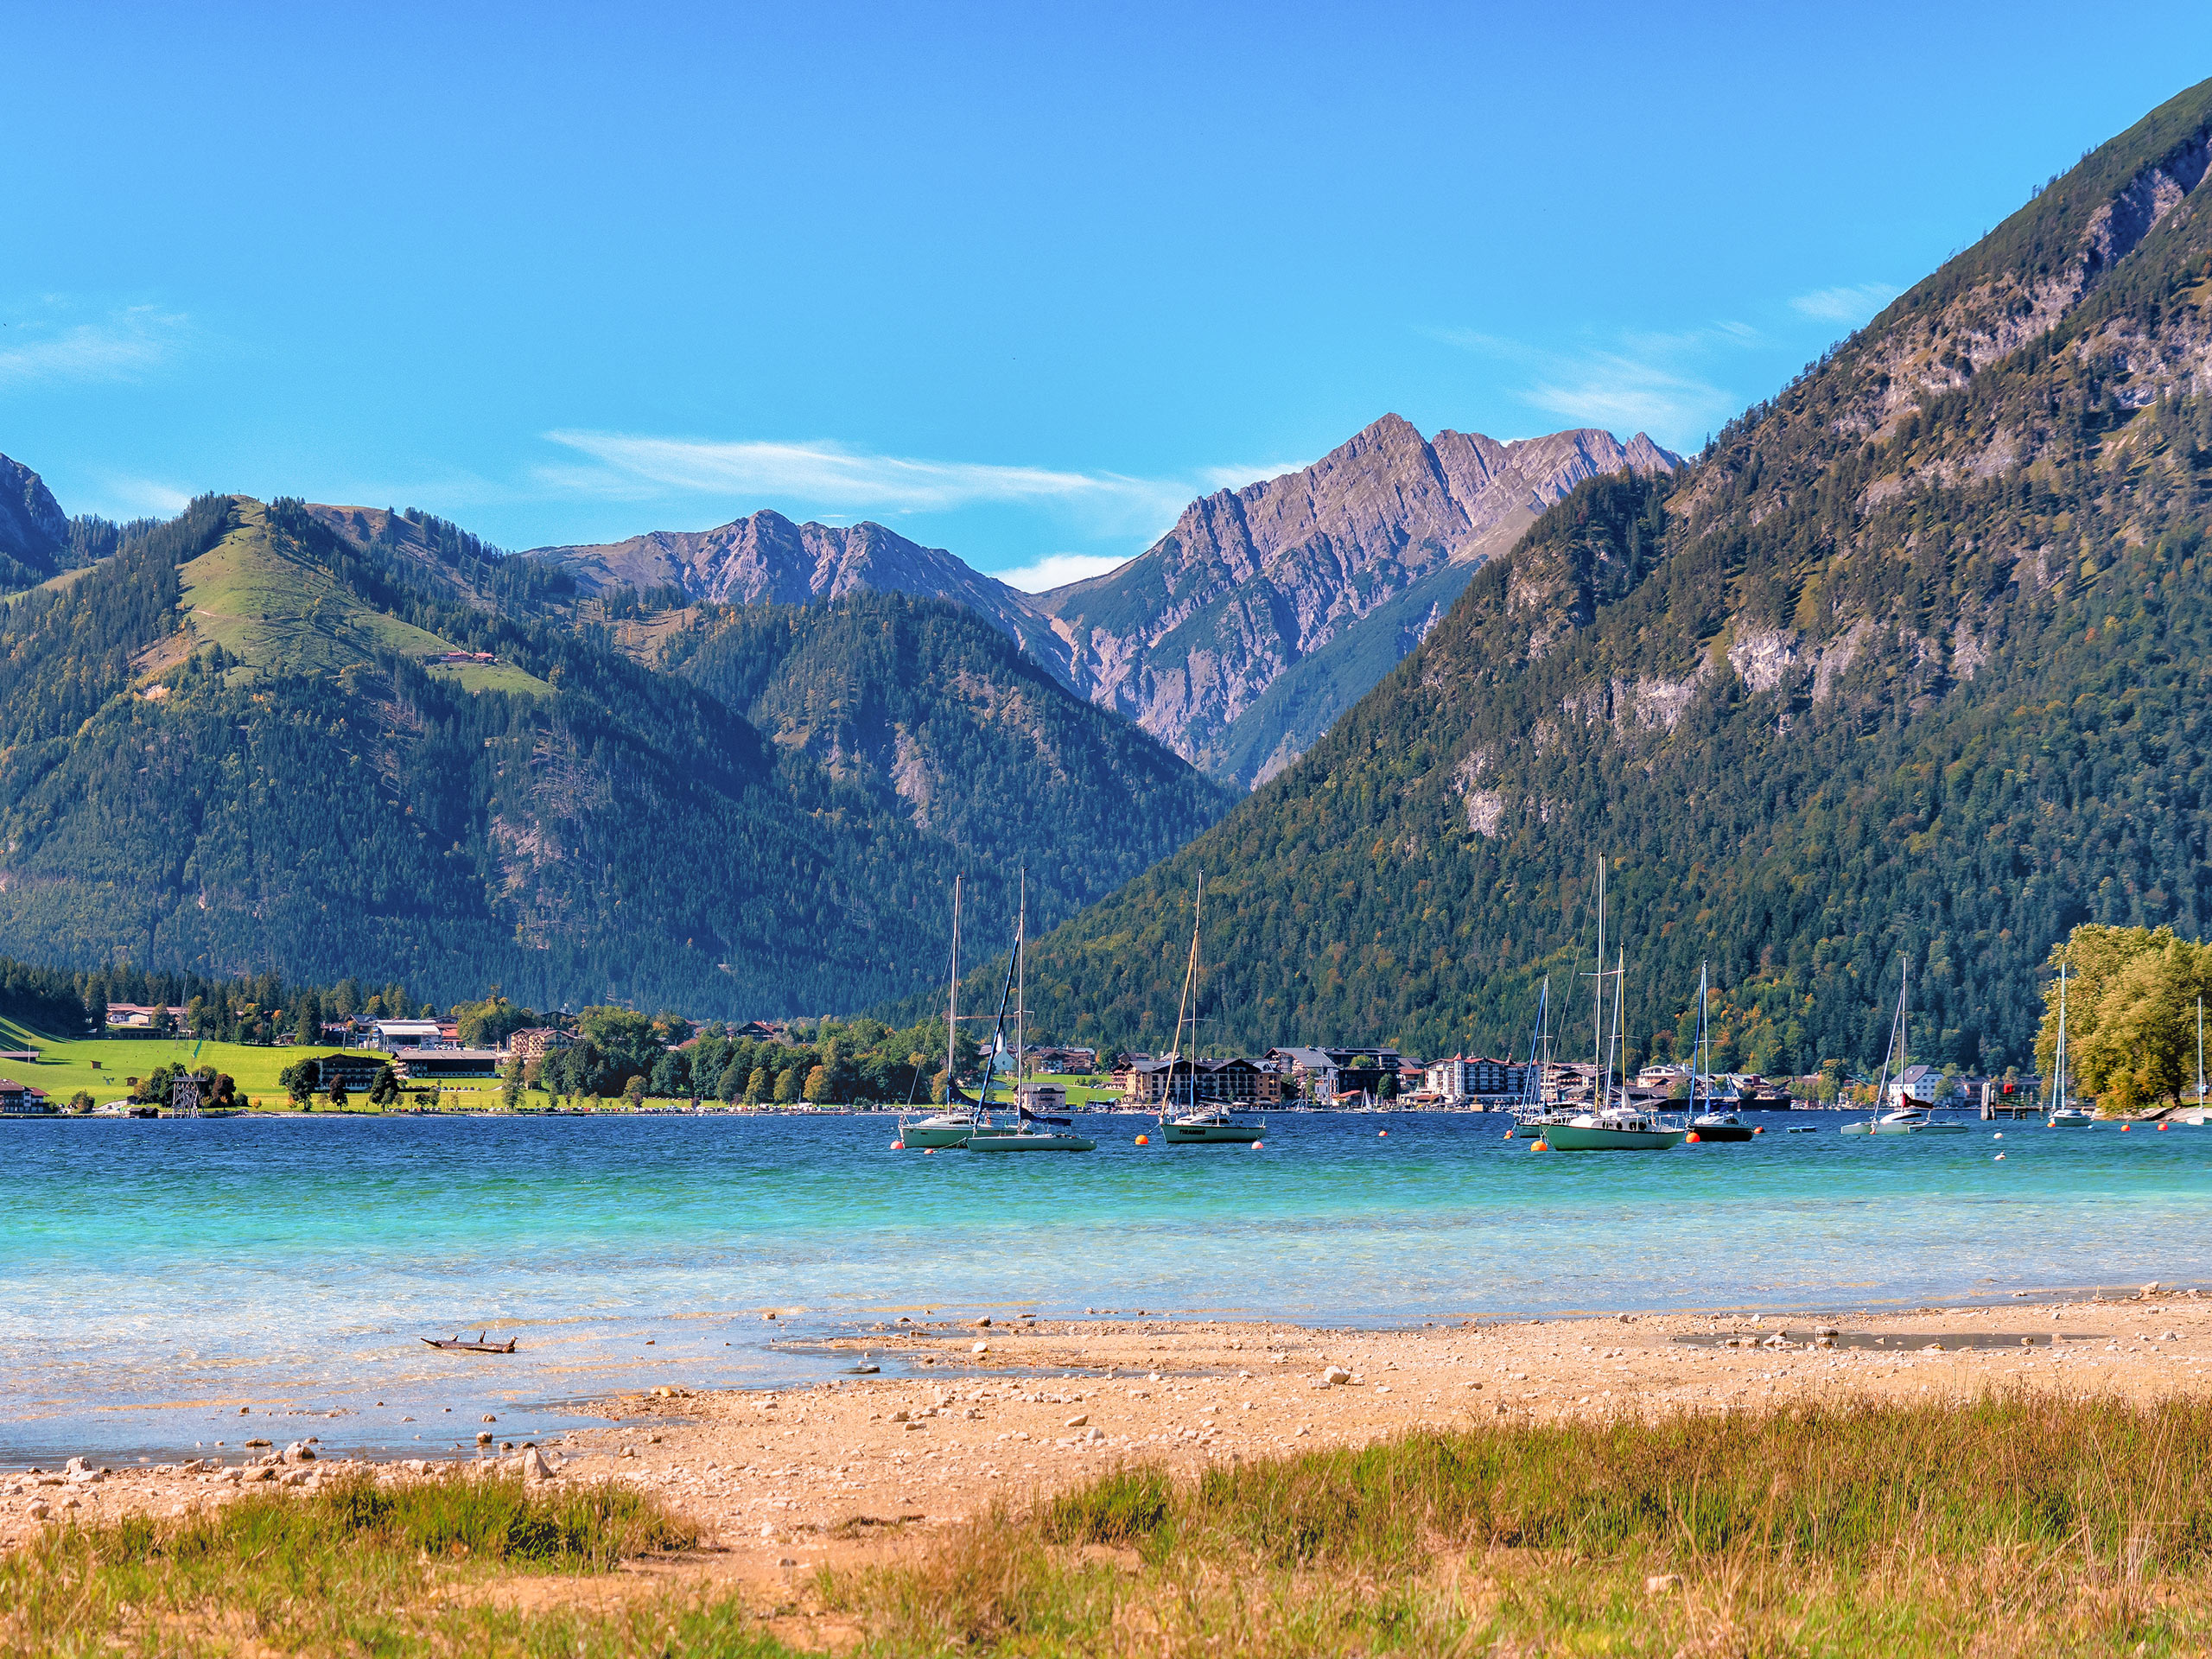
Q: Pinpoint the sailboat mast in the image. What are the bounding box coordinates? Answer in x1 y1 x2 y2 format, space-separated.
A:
2197 993 2203 1106
1696 962 1709 1115
1610 947 1624 1111
945 874 962 1105
1590 858 1606 1108
1191 874 1202 1116
1015 868 1027 1112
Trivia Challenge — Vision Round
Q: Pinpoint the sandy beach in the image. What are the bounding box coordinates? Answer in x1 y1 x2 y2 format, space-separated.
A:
10 1283 2209 1607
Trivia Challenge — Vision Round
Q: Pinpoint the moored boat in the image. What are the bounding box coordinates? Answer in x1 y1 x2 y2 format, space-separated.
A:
1842 958 1967 1135
1158 875 1263 1146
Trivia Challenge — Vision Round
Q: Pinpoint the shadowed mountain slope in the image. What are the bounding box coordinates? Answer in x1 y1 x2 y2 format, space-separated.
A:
963 76 2212 1077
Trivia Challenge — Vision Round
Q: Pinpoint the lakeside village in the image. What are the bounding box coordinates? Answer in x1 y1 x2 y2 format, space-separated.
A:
0 995 2044 1121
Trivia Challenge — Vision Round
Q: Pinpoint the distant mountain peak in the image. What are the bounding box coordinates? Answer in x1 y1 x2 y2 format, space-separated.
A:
1032 416 1680 782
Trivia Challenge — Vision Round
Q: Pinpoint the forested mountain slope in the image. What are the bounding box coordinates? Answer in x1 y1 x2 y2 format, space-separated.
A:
990 76 2212 1076
0 494 1227 1014
654 594 1232 916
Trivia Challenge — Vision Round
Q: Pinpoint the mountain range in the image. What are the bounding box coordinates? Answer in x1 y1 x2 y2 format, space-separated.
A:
968 74 2212 1077
522 420 1678 787
15 73 2212 1064
0 488 1229 1014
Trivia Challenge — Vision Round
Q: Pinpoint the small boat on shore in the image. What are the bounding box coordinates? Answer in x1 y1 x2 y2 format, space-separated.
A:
422 1334 517 1353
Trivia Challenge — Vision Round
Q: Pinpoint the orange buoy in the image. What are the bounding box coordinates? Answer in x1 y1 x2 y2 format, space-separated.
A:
1135 1134 1149 1145
2159 1123 2170 1131
891 1141 905 1150
1685 1132 1701 1144
1752 1127 1764 1135
1531 1139 1548 1152
1503 1129 1515 1139
924 1147 937 1155
1250 1140 1264 1150
2122 1125 2132 1133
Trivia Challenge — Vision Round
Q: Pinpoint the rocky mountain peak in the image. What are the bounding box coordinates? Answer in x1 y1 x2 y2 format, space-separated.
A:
0 451 67 575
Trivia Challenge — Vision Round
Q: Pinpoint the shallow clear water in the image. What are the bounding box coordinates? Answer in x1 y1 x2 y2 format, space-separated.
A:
3 1109 2206 1465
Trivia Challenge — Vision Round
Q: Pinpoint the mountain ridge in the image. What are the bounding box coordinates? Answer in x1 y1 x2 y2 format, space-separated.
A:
953 74 2212 1078
524 418 1676 785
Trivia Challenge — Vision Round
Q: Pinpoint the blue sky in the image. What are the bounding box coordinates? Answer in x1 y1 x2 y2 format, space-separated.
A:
7 3 2212 588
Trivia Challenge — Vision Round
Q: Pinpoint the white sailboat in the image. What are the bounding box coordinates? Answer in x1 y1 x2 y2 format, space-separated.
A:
2046 956 2093 1128
1544 859 1686 1151
965 873 1096 1152
1157 874 1266 1144
1841 957 1967 1135
1686 962 1754 1141
899 874 987 1147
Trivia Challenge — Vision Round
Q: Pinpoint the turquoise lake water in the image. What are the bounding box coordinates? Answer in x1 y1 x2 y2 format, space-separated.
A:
3 1109 2207 1466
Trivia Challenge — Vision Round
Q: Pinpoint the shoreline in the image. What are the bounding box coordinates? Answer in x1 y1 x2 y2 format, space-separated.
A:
10 1283 2208 1564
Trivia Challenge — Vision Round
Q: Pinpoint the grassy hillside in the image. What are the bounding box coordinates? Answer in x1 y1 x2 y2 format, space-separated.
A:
0 495 1230 1016
963 75 2212 1075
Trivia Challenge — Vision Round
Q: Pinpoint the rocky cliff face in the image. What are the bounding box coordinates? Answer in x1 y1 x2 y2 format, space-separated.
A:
525 510 1073 679
1031 416 1680 779
525 423 1677 785
0 452 67 582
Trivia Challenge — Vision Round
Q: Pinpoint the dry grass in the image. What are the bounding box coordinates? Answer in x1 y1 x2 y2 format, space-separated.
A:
10 1395 2211 1654
822 1390 2212 1655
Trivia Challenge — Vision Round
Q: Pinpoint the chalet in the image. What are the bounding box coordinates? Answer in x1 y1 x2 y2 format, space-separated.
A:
506 1027 571 1064
0 1078 54 1116
731 1020 789 1044
369 1019 445 1050
1267 1046 1402 1098
1884 1063 1943 1109
1118 1056 1281 1107
397 1048 505 1082
1425 1055 1535 1100
1025 1045 1100 1074
316 1053 393 1095
106 1003 188 1030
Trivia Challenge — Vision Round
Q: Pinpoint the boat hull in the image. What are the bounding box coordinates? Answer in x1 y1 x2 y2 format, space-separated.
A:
2046 1113 2095 1129
964 1131 1096 1152
899 1121 977 1148
1840 1121 1970 1135
1542 1123 1687 1151
1688 1122 1756 1142
1163 1120 1264 1143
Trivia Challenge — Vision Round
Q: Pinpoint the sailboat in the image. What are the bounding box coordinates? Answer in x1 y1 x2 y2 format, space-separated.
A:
1544 860 1687 1151
1508 976 1578 1137
1685 962 1755 1141
1841 957 1967 1135
965 873 1096 1152
1160 874 1265 1144
899 876 989 1148
2046 956 2093 1128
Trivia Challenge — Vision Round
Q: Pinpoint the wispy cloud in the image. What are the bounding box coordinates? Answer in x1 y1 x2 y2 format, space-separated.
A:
1432 328 1736 448
1522 355 1739 440
540 430 1193 534
1790 282 1900 325
993 551 1132 592
1198 459 1314 493
93 475 194 517
0 305 186 387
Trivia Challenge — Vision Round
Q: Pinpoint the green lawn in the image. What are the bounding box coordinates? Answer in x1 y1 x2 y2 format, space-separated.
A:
0 1018 398 1109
